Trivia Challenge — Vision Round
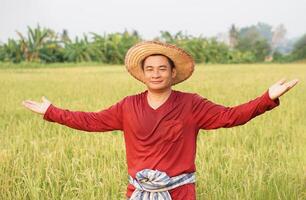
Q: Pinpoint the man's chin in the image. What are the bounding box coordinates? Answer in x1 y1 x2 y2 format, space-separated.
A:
147 84 171 92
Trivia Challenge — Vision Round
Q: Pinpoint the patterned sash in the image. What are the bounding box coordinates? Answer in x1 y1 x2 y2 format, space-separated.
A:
128 169 195 200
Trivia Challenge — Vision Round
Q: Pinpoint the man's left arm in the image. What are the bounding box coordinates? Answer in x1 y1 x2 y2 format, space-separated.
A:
192 78 299 130
192 90 278 130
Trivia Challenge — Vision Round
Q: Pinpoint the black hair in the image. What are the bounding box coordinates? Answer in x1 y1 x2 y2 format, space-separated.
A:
141 54 175 70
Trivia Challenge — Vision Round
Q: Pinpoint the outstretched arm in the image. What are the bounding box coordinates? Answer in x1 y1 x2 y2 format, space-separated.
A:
22 96 124 132
193 78 299 130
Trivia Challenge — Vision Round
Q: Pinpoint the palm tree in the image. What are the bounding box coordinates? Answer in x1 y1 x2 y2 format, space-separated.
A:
63 35 97 62
2 39 24 63
17 25 59 62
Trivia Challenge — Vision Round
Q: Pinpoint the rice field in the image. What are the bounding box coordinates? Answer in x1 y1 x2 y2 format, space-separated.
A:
0 63 305 200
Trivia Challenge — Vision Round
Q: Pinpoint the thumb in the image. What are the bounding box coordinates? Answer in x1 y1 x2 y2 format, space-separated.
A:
42 96 48 102
276 78 286 85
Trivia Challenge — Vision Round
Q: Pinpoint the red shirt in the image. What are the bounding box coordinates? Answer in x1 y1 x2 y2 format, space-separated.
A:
43 89 280 199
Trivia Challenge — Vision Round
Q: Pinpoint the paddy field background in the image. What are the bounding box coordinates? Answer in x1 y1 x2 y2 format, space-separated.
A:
0 63 305 199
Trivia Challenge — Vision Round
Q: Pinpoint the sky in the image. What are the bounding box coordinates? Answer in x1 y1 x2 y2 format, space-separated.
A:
0 0 305 42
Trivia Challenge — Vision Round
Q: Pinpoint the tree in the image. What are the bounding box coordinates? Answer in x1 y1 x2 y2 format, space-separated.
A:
63 35 97 62
290 34 306 60
1 39 24 63
271 24 287 52
16 25 60 62
256 22 273 43
236 24 271 62
229 24 239 48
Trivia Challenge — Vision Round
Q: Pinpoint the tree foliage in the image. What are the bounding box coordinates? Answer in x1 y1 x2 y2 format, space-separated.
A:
0 24 305 65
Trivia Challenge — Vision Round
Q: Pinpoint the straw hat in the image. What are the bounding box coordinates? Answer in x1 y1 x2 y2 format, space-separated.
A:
124 40 195 85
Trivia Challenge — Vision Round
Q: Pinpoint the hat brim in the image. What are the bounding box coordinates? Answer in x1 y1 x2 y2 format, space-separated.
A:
124 41 195 85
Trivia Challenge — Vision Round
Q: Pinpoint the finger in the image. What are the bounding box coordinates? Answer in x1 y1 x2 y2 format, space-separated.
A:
22 101 37 109
22 101 35 106
23 100 39 105
276 78 286 85
284 79 299 89
22 101 40 110
23 103 41 113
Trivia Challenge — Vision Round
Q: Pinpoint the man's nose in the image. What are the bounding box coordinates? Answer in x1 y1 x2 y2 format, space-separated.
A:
152 70 161 78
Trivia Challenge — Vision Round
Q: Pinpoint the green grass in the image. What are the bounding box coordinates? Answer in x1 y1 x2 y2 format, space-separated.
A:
0 63 305 199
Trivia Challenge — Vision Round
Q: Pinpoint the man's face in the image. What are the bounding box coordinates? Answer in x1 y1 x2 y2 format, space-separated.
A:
142 55 176 91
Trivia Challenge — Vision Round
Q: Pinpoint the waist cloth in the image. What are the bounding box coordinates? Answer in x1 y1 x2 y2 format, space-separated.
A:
128 169 196 200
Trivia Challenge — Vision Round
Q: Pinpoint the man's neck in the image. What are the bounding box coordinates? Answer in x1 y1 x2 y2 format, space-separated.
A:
147 87 172 109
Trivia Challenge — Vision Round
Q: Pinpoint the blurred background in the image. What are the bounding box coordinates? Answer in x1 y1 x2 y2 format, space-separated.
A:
0 0 306 64
0 0 305 200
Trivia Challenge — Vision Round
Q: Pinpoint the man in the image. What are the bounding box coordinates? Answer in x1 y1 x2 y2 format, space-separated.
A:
22 41 299 200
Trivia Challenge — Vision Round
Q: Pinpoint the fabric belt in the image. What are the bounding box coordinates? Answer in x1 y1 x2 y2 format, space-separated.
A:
128 169 196 200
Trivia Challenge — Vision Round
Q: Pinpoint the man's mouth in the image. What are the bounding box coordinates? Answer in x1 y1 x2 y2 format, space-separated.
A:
151 80 163 84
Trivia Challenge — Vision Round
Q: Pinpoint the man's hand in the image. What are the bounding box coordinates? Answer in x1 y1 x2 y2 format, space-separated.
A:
22 96 52 115
268 78 299 100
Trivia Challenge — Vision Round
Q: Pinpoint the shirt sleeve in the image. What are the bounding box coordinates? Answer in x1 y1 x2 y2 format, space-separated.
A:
42 98 125 132
192 89 280 130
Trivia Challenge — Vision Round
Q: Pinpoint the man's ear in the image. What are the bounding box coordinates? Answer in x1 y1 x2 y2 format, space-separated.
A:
171 68 177 78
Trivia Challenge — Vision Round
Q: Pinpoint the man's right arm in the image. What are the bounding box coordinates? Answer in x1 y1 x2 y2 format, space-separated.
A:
43 99 125 132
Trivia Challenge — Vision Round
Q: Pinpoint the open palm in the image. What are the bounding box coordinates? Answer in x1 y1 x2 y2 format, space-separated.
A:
22 96 52 115
268 78 299 100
